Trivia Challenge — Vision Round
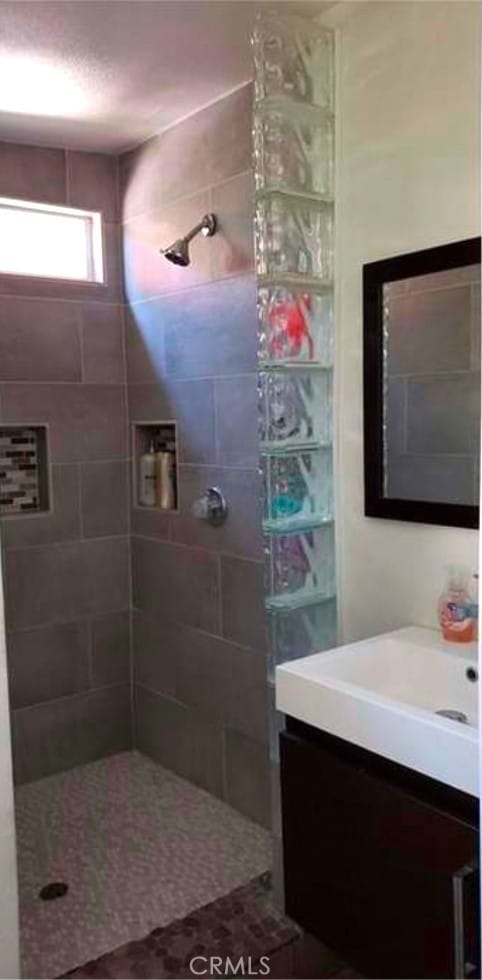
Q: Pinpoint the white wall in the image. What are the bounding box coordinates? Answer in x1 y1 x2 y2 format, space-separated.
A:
0 550 19 978
326 0 481 642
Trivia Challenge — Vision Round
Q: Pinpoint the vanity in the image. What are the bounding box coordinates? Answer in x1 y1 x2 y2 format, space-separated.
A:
276 627 480 980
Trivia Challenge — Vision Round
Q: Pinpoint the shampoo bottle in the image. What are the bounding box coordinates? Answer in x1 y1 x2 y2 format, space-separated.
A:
155 442 176 510
438 565 476 643
139 441 156 507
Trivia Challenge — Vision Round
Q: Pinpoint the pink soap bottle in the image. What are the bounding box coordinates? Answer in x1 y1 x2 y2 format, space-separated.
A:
438 565 476 644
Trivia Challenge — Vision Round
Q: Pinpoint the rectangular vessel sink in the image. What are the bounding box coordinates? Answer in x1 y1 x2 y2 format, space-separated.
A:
276 626 479 796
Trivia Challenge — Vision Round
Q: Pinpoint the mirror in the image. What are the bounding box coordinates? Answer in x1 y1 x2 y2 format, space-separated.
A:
363 238 481 528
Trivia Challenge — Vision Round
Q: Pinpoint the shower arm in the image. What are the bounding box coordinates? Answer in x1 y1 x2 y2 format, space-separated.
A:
184 219 207 244
184 214 217 243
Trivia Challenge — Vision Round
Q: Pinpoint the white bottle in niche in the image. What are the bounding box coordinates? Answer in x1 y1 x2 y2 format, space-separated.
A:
155 445 176 510
139 441 156 507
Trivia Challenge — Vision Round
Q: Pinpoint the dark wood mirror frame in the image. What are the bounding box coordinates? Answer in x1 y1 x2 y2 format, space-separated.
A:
363 237 481 529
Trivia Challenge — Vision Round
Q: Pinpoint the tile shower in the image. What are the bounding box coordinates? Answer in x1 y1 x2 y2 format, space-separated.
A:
0 79 272 978
0 12 337 976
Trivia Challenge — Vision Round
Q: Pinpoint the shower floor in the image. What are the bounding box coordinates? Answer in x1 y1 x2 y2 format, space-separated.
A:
15 750 271 979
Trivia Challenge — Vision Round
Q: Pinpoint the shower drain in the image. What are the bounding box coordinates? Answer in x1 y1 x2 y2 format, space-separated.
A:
39 881 68 901
435 709 468 724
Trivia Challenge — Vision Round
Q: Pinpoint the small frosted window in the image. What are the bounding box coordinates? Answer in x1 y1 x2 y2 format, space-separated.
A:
0 197 104 282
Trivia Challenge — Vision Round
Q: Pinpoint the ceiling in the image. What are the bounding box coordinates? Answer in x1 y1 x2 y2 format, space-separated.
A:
0 0 333 153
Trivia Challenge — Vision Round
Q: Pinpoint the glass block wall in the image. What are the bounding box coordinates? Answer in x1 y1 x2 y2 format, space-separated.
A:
252 10 336 897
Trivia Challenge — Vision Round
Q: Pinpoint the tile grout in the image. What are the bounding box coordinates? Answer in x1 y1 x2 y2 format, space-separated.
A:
131 531 263 565
12 679 129 716
7 605 131 635
3 532 130 553
121 167 254 226
125 269 255 307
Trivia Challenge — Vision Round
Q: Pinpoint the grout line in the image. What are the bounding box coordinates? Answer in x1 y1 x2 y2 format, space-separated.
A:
128 605 135 747
6 606 131 635
0 293 121 308
168 620 266 657
52 456 131 466
0 380 128 387
12 680 128 716
386 279 480 300
207 184 215 283
77 462 84 539
121 168 252 226
86 618 94 687
131 532 263 565
216 553 224 638
212 379 220 466
135 682 193 714
175 461 258 473
389 367 481 381
121 301 136 742
127 371 257 387
220 726 228 802
64 148 72 205
125 269 255 307
77 308 86 384
0 457 131 471
469 281 480 371
402 378 408 455
4 532 130 553
115 152 121 225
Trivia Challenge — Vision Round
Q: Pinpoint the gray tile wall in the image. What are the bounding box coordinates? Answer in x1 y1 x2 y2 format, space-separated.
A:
0 141 132 781
121 84 270 826
385 269 481 505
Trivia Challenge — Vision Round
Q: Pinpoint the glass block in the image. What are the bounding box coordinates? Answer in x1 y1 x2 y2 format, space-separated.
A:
258 283 333 366
265 523 335 609
253 14 334 109
259 369 332 450
253 101 333 199
255 193 333 282
262 447 333 529
267 597 338 682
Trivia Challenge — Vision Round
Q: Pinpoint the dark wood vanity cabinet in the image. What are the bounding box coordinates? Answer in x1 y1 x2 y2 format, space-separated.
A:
280 719 480 980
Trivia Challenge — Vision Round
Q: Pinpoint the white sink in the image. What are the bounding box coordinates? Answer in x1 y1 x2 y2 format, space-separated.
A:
276 626 479 796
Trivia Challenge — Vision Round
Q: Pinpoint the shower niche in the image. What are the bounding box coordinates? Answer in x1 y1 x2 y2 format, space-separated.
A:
132 421 179 512
0 425 50 516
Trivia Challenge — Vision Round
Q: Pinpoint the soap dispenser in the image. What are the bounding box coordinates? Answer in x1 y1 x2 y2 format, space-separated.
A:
438 565 476 643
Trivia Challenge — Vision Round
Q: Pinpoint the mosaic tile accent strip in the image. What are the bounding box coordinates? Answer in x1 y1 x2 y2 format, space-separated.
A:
15 751 271 980
0 427 44 514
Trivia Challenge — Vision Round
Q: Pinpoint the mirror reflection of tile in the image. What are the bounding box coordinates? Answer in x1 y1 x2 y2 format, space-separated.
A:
384 265 481 506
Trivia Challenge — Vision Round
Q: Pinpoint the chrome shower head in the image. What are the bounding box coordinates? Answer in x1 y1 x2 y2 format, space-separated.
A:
160 213 217 267
162 238 190 267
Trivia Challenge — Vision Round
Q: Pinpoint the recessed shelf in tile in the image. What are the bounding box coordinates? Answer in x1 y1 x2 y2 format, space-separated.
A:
132 421 179 512
0 425 49 517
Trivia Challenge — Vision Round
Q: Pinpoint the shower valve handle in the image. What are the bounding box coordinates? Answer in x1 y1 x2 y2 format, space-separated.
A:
192 487 228 526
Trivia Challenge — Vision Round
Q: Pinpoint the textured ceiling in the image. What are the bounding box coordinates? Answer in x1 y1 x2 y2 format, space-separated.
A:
0 0 333 153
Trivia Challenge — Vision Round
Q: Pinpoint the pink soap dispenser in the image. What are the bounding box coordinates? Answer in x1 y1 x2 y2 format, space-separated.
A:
438 565 476 644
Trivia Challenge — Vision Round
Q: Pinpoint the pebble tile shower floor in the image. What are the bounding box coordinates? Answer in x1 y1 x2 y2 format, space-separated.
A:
15 751 271 979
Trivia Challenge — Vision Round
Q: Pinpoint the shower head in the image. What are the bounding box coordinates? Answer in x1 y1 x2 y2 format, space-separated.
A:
162 237 190 267
160 213 217 267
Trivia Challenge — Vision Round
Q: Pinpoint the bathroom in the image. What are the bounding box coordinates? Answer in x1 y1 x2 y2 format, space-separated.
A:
0 1 480 978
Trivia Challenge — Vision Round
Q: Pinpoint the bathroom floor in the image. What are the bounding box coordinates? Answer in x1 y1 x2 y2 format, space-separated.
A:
15 751 271 979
